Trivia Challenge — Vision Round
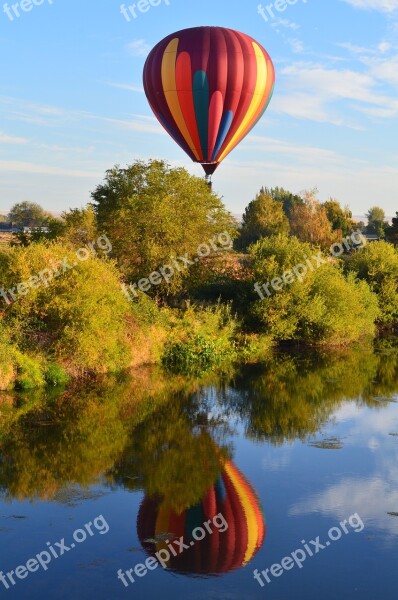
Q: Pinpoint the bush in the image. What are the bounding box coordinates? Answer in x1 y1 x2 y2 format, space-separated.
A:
14 352 45 390
45 364 70 387
0 336 15 390
0 242 132 375
163 334 226 374
345 241 398 326
251 234 379 345
162 302 238 374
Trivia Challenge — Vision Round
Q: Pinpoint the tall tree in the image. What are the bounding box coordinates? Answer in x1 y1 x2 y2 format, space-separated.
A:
322 199 353 236
386 211 398 245
239 190 290 250
61 207 97 246
260 186 303 219
91 160 236 294
8 201 50 228
290 190 335 248
366 206 388 238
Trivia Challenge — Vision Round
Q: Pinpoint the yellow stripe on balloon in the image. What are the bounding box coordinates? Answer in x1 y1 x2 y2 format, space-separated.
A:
161 38 201 161
218 42 268 162
224 462 259 564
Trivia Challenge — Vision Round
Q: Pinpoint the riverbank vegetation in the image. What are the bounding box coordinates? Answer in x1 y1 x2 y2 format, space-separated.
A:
1 337 397 501
1 160 397 389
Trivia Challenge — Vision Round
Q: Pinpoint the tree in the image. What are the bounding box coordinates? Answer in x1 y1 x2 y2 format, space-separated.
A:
289 190 335 249
260 186 303 219
385 211 398 245
366 206 388 238
356 221 366 232
239 190 290 249
61 206 97 246
345 241 398 326
322 199 353 236
8 201 50 228
91 160 236 295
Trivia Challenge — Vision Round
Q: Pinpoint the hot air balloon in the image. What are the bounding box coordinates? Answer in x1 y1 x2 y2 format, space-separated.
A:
143 26 275 179
137 460 266 575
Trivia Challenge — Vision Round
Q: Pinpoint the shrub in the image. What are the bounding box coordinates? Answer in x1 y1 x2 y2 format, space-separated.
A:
0 242 132 375
45 364 70 387
162 334 234 375
162 302 238 374
0 336 15 390
251 234 379 345
14 352 45 390
345 241 398 326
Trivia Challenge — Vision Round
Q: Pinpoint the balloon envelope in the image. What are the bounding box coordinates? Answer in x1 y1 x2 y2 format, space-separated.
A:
143 26 275 175
137 460 266 575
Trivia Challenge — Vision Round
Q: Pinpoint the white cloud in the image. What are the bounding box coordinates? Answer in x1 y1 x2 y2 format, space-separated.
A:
341 0 398 11
290 475 398 535
364 53 398 86
287 38 305 53
126 39 150 57
0 161 102 178
0 133 29 145
107 82 144 93
276 62 398 124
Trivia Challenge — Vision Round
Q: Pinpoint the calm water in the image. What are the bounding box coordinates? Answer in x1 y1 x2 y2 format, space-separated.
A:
1 339 398 599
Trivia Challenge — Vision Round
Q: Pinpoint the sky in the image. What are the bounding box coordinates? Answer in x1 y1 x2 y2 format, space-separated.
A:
0 0 397 218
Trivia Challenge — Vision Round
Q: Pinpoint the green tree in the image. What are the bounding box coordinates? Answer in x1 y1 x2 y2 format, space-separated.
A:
345 241 398 325
366 206 388 238
386 211 398 245
356 221 366 232
239 190 290 250
8 201 50 228
91 160 236 296
261 186 303 219
60 206 97 246
322 199 353 236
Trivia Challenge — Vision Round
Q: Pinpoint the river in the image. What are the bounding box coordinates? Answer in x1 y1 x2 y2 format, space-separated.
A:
0 337 397 599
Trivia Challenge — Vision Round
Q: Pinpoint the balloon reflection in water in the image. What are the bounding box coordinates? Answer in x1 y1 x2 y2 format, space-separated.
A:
137 460 265 575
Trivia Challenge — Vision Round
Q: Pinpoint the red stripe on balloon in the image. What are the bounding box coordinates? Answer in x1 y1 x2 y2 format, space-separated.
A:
217 31 258 157
216 491 236 573
144 36 196 160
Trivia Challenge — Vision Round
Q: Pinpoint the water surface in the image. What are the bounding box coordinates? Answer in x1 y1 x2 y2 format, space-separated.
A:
1 339 397 599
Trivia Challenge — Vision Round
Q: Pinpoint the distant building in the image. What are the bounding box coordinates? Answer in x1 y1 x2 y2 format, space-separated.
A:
0 223 18 233
22 226 49 234
364 234 380 242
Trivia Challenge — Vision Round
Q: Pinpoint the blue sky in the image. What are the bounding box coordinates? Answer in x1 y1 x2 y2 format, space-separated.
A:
1 0 397 218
